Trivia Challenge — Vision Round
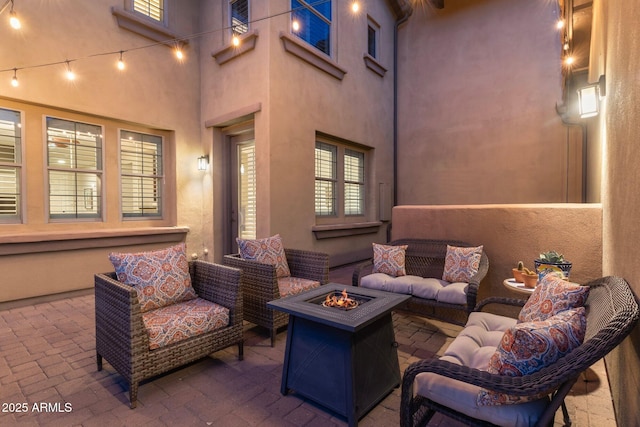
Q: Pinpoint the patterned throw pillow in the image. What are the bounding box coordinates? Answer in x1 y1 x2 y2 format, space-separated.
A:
518 274 590 323
237 234 291 278
477 307 586 406
442 245 483 282
108 243 197 313
372 243 408 277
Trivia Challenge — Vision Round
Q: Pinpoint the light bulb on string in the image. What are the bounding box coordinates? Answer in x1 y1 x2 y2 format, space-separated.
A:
351 1 360 13
9 0 21 29
65 61 75 81
556 19 564 30
232 35 240 47
117 51 125 70
292 20 300 32
11 69 18 87
564 56 575 66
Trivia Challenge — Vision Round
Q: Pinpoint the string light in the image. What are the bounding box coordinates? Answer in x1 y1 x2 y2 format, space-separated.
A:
232 35 240 47
65 61 75 80
564 56 575 66
175 45 184 61
11 68 18 87
9 0 20 29
292 20 300 32
351 1 360 13
556 19 564 30
117 51 125 70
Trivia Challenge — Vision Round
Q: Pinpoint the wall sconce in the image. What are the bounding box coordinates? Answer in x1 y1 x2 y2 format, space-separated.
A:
197 155 209 171
577 75 606 119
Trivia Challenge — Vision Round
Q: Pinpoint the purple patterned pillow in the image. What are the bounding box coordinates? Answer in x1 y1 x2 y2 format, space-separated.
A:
372 243 408 277
237 234 291 278
109 243 197 313
518 274 590 323
442 245 483 282
477 308 586 406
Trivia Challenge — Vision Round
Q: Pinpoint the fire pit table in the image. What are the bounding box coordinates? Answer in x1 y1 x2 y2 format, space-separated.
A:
267 283 410 427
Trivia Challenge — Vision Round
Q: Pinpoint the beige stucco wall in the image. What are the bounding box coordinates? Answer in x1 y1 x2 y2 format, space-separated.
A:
396 0 582 204
391 204 602 300
597 1 640 425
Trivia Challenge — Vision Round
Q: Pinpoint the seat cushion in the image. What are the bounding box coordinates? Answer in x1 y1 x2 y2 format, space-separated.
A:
237 234 291 278
360 273 418 294
414 311 548 427
361 274 468 305
142 298 230 350
109 243 197 313
442 245 483 282
277 276 321 298
518 274 589 323
372 243 408 277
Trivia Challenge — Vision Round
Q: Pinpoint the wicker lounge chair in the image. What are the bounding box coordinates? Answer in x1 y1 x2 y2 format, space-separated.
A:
95 260 244 408
223 248 329 346
400 276 639 427
353 239 489 325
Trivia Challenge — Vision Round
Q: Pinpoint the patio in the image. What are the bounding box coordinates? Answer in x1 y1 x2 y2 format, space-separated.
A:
0 265 617 426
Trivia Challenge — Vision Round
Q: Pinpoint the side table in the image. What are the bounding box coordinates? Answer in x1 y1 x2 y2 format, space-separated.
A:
502 278 535 296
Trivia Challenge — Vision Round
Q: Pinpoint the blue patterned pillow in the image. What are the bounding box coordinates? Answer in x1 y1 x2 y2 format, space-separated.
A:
372 243 408 277
442 245 483 282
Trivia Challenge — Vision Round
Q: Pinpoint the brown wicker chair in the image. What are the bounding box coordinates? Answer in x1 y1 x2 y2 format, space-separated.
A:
400 276 640 427
223 248 329 346
353 239 489 325
95 260 244 409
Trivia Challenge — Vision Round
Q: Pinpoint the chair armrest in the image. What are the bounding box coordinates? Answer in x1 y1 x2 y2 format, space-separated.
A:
352 259 373 286
473 296 527 312
465 252 489 310
190 261 243 326
285 248 329 284
223 254 280 301
94 272 148 352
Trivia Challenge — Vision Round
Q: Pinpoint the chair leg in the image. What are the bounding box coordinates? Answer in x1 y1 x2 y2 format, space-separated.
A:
271 328 277 347
561 400 572 427
96 353 102 371
238 342 244 361
129 382 138 409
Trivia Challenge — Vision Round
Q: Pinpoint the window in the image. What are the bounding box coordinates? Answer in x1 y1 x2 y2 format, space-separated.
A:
291 0 332 56
47 118 102 220
133 0 164 22
367 17 379 59
120 130 163 218
0 108 22 222
315 139 366 219
231 0 249 37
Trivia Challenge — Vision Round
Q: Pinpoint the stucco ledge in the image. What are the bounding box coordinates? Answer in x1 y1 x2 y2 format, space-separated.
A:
312 221 382 239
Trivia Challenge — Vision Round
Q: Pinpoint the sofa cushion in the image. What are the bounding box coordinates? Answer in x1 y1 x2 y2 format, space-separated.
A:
237 234 291 278
478 307 587 405
142 297 230 350
360 273 416 295
109 243 197 313
372 243 408 277
414 311 548 427
518 274 589 323
277 276 321 298
442 245 483 283
361 275 469 305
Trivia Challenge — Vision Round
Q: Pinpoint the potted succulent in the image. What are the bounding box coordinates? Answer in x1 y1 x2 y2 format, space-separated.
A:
512 261 525 282
535 251 572 279
521 267 539 289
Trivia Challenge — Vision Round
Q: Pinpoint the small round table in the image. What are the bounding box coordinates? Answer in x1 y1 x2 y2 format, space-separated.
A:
503 278 535 296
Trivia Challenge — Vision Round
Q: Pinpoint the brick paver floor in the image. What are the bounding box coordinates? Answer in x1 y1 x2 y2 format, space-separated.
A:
0 265 617 426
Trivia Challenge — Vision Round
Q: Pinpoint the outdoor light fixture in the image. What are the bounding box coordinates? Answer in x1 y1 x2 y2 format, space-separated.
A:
577 75 606 119
197 155 209 171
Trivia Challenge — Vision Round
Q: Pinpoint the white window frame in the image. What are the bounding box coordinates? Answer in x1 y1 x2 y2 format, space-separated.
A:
0 107 23 224
291 0 333 56
315 136 368 223
130 0 165 24
230 0 250 37
119 129 164 219
46 117 104 221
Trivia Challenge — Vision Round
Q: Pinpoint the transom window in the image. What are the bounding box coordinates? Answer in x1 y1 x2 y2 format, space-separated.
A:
0 108 22 222
120 130 163 218
231 0 249 36
46 117 103 220
133 0 164 22
315 139 366 218
291 0 332 56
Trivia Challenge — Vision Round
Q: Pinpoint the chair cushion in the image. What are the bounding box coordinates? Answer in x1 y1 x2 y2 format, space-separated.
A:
361 274 468 305
142 298 230 350
237 234 291 278
109 243 197 313
518 274 589 323
478 307 587 405
442 245 483 283
414 311 548 427
277 276 321 298
372 243 408 277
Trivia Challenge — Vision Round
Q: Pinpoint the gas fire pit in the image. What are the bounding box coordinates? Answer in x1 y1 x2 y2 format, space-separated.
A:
268 283 410 427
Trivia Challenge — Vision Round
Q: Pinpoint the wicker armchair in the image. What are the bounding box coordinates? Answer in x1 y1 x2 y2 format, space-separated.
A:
223 248 329 346
400 276 640 427
353 239 489 325
95 260 244 409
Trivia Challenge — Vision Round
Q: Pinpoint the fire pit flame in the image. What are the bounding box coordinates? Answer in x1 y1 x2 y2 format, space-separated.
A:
322 289 359 310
